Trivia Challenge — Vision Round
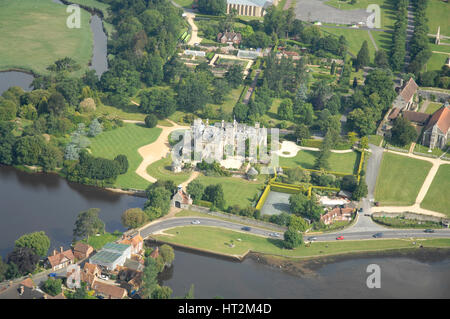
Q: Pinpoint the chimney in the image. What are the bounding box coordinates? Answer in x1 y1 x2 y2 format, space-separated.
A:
53 250 58 256
60 246 64 253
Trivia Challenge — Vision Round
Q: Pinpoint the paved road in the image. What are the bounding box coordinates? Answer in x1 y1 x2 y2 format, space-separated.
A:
140 216 450 242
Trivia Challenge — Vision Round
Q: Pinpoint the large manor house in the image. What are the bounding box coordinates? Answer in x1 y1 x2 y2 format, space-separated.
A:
226 0 279 17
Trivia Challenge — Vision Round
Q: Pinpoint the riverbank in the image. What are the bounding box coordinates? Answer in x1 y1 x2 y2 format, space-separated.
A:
151 225 450 261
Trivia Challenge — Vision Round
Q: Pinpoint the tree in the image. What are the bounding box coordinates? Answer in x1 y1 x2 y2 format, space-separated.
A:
42 278 63 296
47 92 67 116
225 65 244 88
114 154 129 174
355 40 370 71
283 227 303 249
353 77 358 89
73 208 105 241
294 124 310 145
390 117 418 146
0 257 8 282
203 184 226 210
374 50 389 68
197 0 226 15
66 282 96 299
277 98 294 121
184 284 195 299
187 180 205 202
353 179 368 201
159 244 175 266
15 231 50 257
0 98 17 121
151 285 173 299
7 247 39 275
289 215 309 232
121 208 147 229
232 103 249 122
145 114 158 128
140 257 159 299
289 193 322 222
88 118 102 137
0 122 17 165
360 136 369 150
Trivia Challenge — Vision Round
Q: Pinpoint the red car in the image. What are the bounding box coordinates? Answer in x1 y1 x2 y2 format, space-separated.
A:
336 236 344 240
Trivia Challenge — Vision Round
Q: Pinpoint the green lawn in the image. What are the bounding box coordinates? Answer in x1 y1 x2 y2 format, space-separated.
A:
207 85 244 115
425 102 444 115
279 150 359 174
368 134 383 146
320 27 377 59
0 0 93 75
173 0 193 8
154 226 450 258
370 30 392 51
426 0 450 36
89 123 162 190
375 152 432 206
421 164 450 217
195 175 265 208
146 156 191 186
425 52 449 72
413 143 447 157
79 232 122 251
325 0 396 29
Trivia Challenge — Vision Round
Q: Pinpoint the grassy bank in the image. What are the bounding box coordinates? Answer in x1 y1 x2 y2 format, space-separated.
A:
0 0 93 75
89 123 162 190
153 225 450 258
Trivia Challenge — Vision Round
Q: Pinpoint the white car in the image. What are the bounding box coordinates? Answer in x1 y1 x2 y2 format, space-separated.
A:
269 233 281 238
100 274 109 280
191 220 201 225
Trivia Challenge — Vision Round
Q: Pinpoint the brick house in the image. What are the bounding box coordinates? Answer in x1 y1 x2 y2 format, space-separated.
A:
81 262 101 288
217 31 242 44
46 247 75 271
422 104 450 149
321 207 355 225
72 242 94 260
393 78 419 111
91 280 128 299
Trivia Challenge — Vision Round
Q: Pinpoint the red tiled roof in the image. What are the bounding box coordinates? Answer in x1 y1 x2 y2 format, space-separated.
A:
426 105 450 133
47 249 75 268
92 280 127 299
399 78 418 102
388 108 401 120
73 242 92 254
402 111 431 125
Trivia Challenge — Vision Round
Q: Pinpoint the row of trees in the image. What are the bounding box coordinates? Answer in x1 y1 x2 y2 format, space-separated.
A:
389 0 408 71
407 0 431 75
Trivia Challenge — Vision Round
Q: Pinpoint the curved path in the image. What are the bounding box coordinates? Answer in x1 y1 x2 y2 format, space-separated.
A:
135 119 190 183
170 0 202 45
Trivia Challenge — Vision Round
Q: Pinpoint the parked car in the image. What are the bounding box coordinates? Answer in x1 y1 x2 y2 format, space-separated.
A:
307 237 317 242
364 213 371 217
336 236 344 240
269 232 280 237
100 274 109 280
191 220 201 225
374 202 380 207
358 208 363 213
424 229 435 233
241 226 251 231
372 232 383 238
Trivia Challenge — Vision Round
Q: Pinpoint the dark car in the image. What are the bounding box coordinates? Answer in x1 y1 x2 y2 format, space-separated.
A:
241 226 251 231
424 229 435 233
373 232 383 238
358 208 363 213
307 237 317 242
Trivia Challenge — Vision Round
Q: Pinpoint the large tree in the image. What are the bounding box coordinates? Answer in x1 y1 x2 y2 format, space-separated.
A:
355 40 370 71
7 247 39 275
197 0 226 15
73 208 105 241
15 231 50 257
121 208 147 229
390 117 418 146
283 227 303 249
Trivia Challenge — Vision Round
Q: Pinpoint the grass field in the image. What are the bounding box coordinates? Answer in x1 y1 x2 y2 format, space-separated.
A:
146 156 191 186
370 30 392 51
425 102 444 115
320 28 377 59
421 164 450 217
154 226 450 258
0 0 93 75
195 175 265 208
425 52 449 72
413 143 447 157
375 152 432 206
279 150 359 174
173 0 193 8
207 85 244 115
89 123 162 190
426 0 450 36
325 0 396 29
